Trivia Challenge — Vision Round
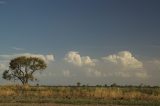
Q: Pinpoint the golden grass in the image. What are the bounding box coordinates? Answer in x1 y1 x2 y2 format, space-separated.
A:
0 85 159 101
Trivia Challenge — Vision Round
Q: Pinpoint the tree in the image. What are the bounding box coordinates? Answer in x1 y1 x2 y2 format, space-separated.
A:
3 56 47 85
111 83 117 87
77 82 81 87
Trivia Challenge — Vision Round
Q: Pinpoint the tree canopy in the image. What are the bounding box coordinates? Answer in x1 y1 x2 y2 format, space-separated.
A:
3 56 47 85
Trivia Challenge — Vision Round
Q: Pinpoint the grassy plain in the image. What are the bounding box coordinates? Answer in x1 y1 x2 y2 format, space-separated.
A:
0 85 160 106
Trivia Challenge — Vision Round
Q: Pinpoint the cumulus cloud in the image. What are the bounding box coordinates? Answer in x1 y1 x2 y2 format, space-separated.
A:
45 54 55 63
102 51 143 69
65 51 96 67
64 51 148 79
93 51 149 79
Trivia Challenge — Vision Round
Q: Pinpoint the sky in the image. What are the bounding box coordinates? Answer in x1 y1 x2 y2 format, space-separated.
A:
0 0 160 86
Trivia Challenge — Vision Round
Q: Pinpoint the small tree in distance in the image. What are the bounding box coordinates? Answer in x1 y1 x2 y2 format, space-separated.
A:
3 56 47 85
77 82 81 87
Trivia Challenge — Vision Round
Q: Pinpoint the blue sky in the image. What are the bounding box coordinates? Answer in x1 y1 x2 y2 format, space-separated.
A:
0 0 160 86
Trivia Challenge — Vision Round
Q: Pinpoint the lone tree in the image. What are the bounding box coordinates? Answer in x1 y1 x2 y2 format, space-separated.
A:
3 56 47 85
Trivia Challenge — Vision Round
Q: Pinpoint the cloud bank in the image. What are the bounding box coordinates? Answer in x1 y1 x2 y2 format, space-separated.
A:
0 50 159 85
63 50 148 80
100 51 147 79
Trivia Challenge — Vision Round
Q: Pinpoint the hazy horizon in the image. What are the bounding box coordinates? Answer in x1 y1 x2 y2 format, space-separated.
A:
0 0 160 86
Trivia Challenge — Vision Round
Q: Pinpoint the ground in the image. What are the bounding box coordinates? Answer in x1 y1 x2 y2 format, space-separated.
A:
0 104 140 106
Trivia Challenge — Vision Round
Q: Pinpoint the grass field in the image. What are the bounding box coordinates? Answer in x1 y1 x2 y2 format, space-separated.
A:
0 103 130 106
0 85 160 106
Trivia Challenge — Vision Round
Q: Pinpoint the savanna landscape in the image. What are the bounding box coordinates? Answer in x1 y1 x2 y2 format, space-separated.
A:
0 54 159 106
0 85 160 106
0 0 160 106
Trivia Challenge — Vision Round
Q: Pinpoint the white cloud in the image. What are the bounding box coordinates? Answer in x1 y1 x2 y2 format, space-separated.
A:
96 51 149 79
102 51 143 69
65 51 82 66
82 56 96 66
65 51 95 67
64 51 148 79
45 54 55 63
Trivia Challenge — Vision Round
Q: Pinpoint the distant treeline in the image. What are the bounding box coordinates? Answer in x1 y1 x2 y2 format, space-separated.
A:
35 83 159 88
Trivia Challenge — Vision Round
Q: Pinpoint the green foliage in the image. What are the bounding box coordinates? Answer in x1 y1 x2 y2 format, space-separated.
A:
2 56 47 85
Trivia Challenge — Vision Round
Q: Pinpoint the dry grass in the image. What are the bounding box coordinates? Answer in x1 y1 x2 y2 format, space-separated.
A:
0 103 131 106
0 85 160 101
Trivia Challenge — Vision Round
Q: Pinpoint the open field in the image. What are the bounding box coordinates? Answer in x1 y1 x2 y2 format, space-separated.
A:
0 104 138 106
0 85 160 106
